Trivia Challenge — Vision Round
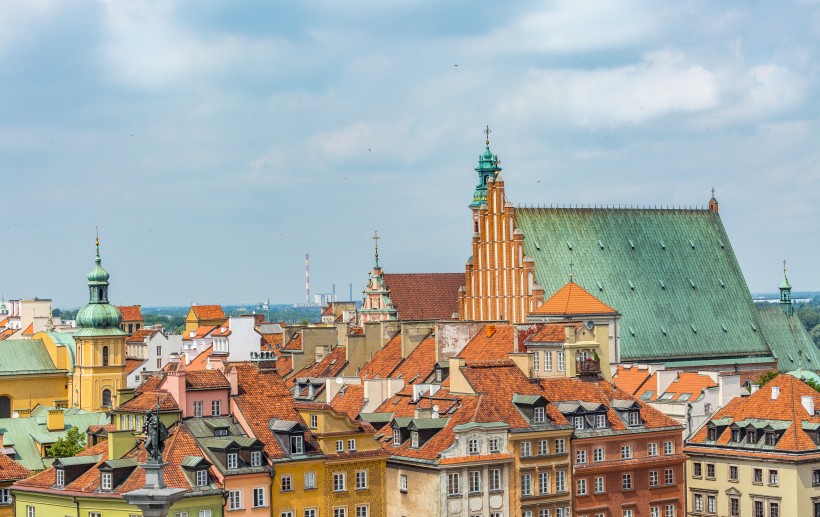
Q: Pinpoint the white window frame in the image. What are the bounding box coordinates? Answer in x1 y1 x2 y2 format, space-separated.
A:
533 407 546 423
489 468 501 491
348 439 356 452
448 472 461 496
196 469 208 487
594 476 604 493
101 472 112 491
229 490 242 510
468 438 479 454
336 440 344 453
304 471 316 489
252 487 266 508
521 473 532 496
555 438 566 454
557 351 565 372
663 440 674 455
593 447 604 462
356 470 368 490
556 470 566 492
227 453 238 469
577 478 587 495
55 468 65 487
539 471 550 494
521 441 531 457
355 505 368 517
533 350 540 371
621 444 632 459
333 472 346 492
310 414 318 429
648 442 658 456
576 449 587 464
211 399 221 417
399 474 408 492
250 450 262 467
281 474 292 492
291 435 304 454
538 439 549 455
469 470 481 493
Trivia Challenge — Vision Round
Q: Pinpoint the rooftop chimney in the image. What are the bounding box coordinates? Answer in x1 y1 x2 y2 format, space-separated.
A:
771 386 780 400
802 395 815 416
46 409 65 431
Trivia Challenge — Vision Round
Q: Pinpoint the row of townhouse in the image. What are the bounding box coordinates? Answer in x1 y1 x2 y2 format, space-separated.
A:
12 359 388 517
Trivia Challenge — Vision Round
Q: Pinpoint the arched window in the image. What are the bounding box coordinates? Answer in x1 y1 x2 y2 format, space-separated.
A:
98 288 104 301
101 389 112 408
0 396 11 418
102 346 109 366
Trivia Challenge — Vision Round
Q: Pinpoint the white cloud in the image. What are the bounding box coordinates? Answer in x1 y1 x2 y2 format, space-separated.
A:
499 49 719 128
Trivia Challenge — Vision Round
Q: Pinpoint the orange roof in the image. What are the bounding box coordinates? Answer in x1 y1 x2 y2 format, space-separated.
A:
187 345 214 370
261 333 283 351
125 328 158 343
187 325 217 339
457 324 516 362
359 333 403 379
15 423 221 495
531 281 617 316
688 375 820 453
439 453 514 465
612 365 653 395
636 371 717 402
329 384 366 420
183 370 230 390
117 305 143 322
382 273 465 320
21 323 34 335
0 452 30 482
190 305 226 321
118 390 180 413
0 317 8 327
290 346 348 383
125 359 146 375
539 377 681 430
230 363 323 460
528 323 575 343
389 336 437 385
283 332 302 351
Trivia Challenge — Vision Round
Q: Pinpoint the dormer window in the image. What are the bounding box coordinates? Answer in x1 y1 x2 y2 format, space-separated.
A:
595 414 607 429
489 438 501 453
227 453 238 469
411 431 419 448
468 438 479 454
574 416 584 430
291 435 304 455
392 428 401 446
250 451 262 467
55 468 64 488
707 427 717 441
435 369 442 382
627 411 641 426
214 428 229 437
732 429 741 442
336 440 344 453
196 469 208 487
100 472 112 491
746 429 756 443
533 407 546 424
765 432 777 446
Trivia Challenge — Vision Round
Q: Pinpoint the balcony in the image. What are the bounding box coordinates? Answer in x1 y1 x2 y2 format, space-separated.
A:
576 358 601 376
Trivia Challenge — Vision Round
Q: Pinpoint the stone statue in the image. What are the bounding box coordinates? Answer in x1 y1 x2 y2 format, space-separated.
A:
143 409 168 463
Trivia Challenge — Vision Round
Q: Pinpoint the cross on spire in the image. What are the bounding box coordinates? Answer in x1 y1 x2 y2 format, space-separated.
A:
484 125 491 146
95 226 100 247
783 259 787 273
373 230 380 268
711 187 715 198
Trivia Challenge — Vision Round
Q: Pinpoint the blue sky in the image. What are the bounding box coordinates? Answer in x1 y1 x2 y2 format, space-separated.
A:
1 0 818 308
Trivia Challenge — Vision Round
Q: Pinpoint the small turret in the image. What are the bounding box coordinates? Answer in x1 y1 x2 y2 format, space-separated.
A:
469 126 502 209
708 187 719 214
780 260 793 316
76 232 122 329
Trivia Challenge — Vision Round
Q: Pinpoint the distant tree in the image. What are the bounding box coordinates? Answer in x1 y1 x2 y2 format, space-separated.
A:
51 308 61 317
811 326 820 347
50 426 85 458
797 306 820 331
757 371 780 387
805 379 820 393
298 318 312 326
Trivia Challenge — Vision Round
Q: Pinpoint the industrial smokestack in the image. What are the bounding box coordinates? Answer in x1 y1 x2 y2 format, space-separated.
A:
305 253 310 304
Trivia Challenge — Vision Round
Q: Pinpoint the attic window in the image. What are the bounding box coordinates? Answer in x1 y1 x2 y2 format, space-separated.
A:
765 432 777 446
290 435 304 454
746 428 756 443
533 407 546 424
731 429 741 442
196 469 209 487
101 472 112 492
411 431 419 448
392 428 401 446
627 411 641 427
55 468 65 488
707 427 717 441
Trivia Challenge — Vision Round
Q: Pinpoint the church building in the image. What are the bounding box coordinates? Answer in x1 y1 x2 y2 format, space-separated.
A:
459 129 818 371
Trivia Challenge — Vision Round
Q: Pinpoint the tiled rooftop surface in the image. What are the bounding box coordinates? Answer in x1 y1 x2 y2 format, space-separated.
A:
383 273 464 320
532 281 617 316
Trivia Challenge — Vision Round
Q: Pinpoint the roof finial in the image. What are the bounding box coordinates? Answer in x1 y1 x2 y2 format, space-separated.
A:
783 259 787 274
711 187 715 198
372 230 380 268
569 260 574 280
95 227 101 264
484 125 491 146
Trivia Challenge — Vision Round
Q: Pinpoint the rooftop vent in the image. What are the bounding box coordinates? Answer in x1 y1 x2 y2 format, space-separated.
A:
771 386 780 400
802 395 815 416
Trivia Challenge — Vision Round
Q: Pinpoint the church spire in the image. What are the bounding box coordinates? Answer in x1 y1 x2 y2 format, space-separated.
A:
780 260 793 316
470 126 502 208
357 232 397 325
75 230 123 330
373 230 380 269
708 187 719 214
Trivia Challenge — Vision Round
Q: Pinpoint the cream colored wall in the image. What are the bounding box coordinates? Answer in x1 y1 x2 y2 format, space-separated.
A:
386 463 441 517
687 455 812 516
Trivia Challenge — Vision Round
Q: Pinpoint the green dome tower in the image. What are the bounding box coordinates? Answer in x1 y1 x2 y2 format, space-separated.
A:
469 126 502 208
75 235 123 333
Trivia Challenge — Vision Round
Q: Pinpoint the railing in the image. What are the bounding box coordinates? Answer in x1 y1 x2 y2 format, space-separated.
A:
576 358 601 376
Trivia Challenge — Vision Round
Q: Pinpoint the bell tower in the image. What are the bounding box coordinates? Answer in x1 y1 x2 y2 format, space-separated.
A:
71 233 127 411
780 260 793 317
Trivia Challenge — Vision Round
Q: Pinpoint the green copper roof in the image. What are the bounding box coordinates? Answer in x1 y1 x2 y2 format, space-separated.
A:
76 241 122 330
516 206 798 365
787 368 820 384
0 339 65 376
469 145 501 208
779 272 792 290
756 305 820 371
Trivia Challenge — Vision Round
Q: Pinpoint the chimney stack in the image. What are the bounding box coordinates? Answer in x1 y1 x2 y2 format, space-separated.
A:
802 395 815 416
46 409 65 431
771 386 780 400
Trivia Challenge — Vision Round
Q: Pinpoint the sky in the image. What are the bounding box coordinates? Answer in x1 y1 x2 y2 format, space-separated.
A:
1 0 819 309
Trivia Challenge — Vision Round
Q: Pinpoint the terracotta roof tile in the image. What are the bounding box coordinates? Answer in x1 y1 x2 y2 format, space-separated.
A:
261 333 283 351
359 333 403 379
117 305 143 322
125 359 146 375
290 346 347 381
230 363 322 460
439 453 513 465
283 332 302 351
118 390 180 413
330 384 366 420
185 345 214 371
125 328 158 344
612 365 653 395
531 281 617 316
382 273 464 320
539 377 681 430
458 324 516 362
184 370 230 390
0 452 30 482
22 323 34 335
528 323 575 343
636 372 717 402
187 326 217 340
389 336 437 384
0 318 8 327
135 373 165 393
190 305 226 321
689 375 820 453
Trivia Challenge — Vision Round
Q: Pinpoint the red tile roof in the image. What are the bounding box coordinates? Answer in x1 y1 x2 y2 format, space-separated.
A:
15 423 221 495
389 336 437 385
383 273 464 320
183 370 230 390
125 328 159 344
291 346 348 381
688 375 820 454
612 365 653 395
117 305 143 322
531 281 617 316
186 345 214 371
458 324 516 362
283 332 302 351
0 317 8 327
187 325 217 339
0 452 30 482
22 323 34 335
125 359 146 375
539 377 681 430
636 372 717 402
528 323 577 343
118 390 180 413
230 363 322 460
358 333 403 379
329 384 366 420
439 453 514 465
189 305 226 321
